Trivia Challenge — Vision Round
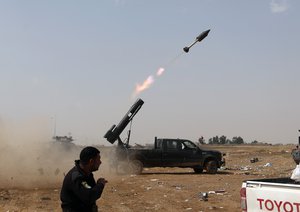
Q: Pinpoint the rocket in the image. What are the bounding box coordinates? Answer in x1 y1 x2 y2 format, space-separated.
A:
183 29 210 53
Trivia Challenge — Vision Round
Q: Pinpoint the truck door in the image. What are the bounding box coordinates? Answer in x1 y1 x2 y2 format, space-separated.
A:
181 140 202 166
162 139 185 167
142 139 163 167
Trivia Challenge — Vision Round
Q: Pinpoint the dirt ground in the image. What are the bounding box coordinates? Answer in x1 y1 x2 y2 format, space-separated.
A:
0 144 297 212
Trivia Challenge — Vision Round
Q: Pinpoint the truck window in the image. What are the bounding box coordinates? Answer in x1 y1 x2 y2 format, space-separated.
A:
182 140 197 149
155 139 162 149
166 140 178 150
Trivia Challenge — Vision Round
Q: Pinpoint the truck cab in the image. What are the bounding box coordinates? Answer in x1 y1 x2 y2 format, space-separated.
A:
155 138 203 167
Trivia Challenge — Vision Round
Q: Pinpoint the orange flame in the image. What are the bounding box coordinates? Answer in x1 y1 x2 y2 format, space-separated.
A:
132 75 154 98
132 67 166 98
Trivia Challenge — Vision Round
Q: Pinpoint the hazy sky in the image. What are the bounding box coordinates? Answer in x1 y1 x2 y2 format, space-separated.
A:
1 0 299 145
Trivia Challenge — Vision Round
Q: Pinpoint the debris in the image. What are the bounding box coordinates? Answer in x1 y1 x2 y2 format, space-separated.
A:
208 189 226 194
40 197 51 201
172 184 183 190
150 178 159 182
175 186 182 190
250 157 258 163
157 181 164 187
200 192 208 201
240 166 251 171
264 163 272 167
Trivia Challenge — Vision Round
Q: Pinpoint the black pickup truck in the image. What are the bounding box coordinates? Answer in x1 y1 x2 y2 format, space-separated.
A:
112 137 225 174
104 98 225 174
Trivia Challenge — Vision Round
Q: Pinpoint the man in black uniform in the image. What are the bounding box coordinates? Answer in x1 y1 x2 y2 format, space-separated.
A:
60 146 107 212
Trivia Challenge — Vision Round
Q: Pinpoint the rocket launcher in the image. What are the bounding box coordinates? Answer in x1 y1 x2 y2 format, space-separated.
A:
104 98 144 145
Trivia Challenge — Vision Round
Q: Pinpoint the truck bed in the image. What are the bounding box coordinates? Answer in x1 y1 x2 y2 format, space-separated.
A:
245 177 298 184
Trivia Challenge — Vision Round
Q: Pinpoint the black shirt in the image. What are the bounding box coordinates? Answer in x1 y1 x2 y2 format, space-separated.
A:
60 160 105 212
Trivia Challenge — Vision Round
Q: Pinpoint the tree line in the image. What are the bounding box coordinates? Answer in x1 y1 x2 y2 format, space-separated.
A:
198 136 259 145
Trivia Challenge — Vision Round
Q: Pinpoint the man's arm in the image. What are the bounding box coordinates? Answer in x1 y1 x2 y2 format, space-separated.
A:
71 176 106 206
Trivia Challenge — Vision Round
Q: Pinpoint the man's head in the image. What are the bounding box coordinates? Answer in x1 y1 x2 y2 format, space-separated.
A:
79 146 101 172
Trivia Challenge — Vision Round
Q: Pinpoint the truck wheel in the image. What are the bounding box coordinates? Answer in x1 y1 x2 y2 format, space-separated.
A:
193 167 204 173
205 160 218 174
129 160 143 175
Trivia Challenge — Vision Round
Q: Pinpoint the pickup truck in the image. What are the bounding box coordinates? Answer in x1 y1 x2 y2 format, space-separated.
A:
104 99 224 174
112 137 225 174
240 177 300 212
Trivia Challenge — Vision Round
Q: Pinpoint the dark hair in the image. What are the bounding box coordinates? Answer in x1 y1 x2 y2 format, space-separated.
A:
80 146 100 164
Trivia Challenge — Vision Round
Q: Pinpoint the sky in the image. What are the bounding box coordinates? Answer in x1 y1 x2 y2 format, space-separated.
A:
0 0 299 145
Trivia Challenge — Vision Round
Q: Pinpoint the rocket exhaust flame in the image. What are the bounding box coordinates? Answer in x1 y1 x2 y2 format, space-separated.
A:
132 53 183 99
136 75 154 92
132 76 154 98
132 66 165 98
156 67 165 76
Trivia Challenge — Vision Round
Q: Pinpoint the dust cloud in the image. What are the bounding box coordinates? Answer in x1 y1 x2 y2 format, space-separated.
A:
0 118 81 189
0 118 124 189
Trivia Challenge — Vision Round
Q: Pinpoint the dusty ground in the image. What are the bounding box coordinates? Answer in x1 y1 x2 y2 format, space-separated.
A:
0 144 297 212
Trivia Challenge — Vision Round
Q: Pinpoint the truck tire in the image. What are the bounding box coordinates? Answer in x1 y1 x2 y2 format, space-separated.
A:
129 160 143 175
205 160 218 174
193 167 204 173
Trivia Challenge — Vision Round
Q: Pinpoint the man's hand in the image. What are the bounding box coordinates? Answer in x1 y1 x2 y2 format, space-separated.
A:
97 178 108 186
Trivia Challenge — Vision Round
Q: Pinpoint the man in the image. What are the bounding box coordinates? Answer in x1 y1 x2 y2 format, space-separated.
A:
60 146 107 212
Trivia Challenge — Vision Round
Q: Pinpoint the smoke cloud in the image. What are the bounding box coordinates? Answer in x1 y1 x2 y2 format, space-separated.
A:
0 117 134 189
0 118 77 188
0 119 80 188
